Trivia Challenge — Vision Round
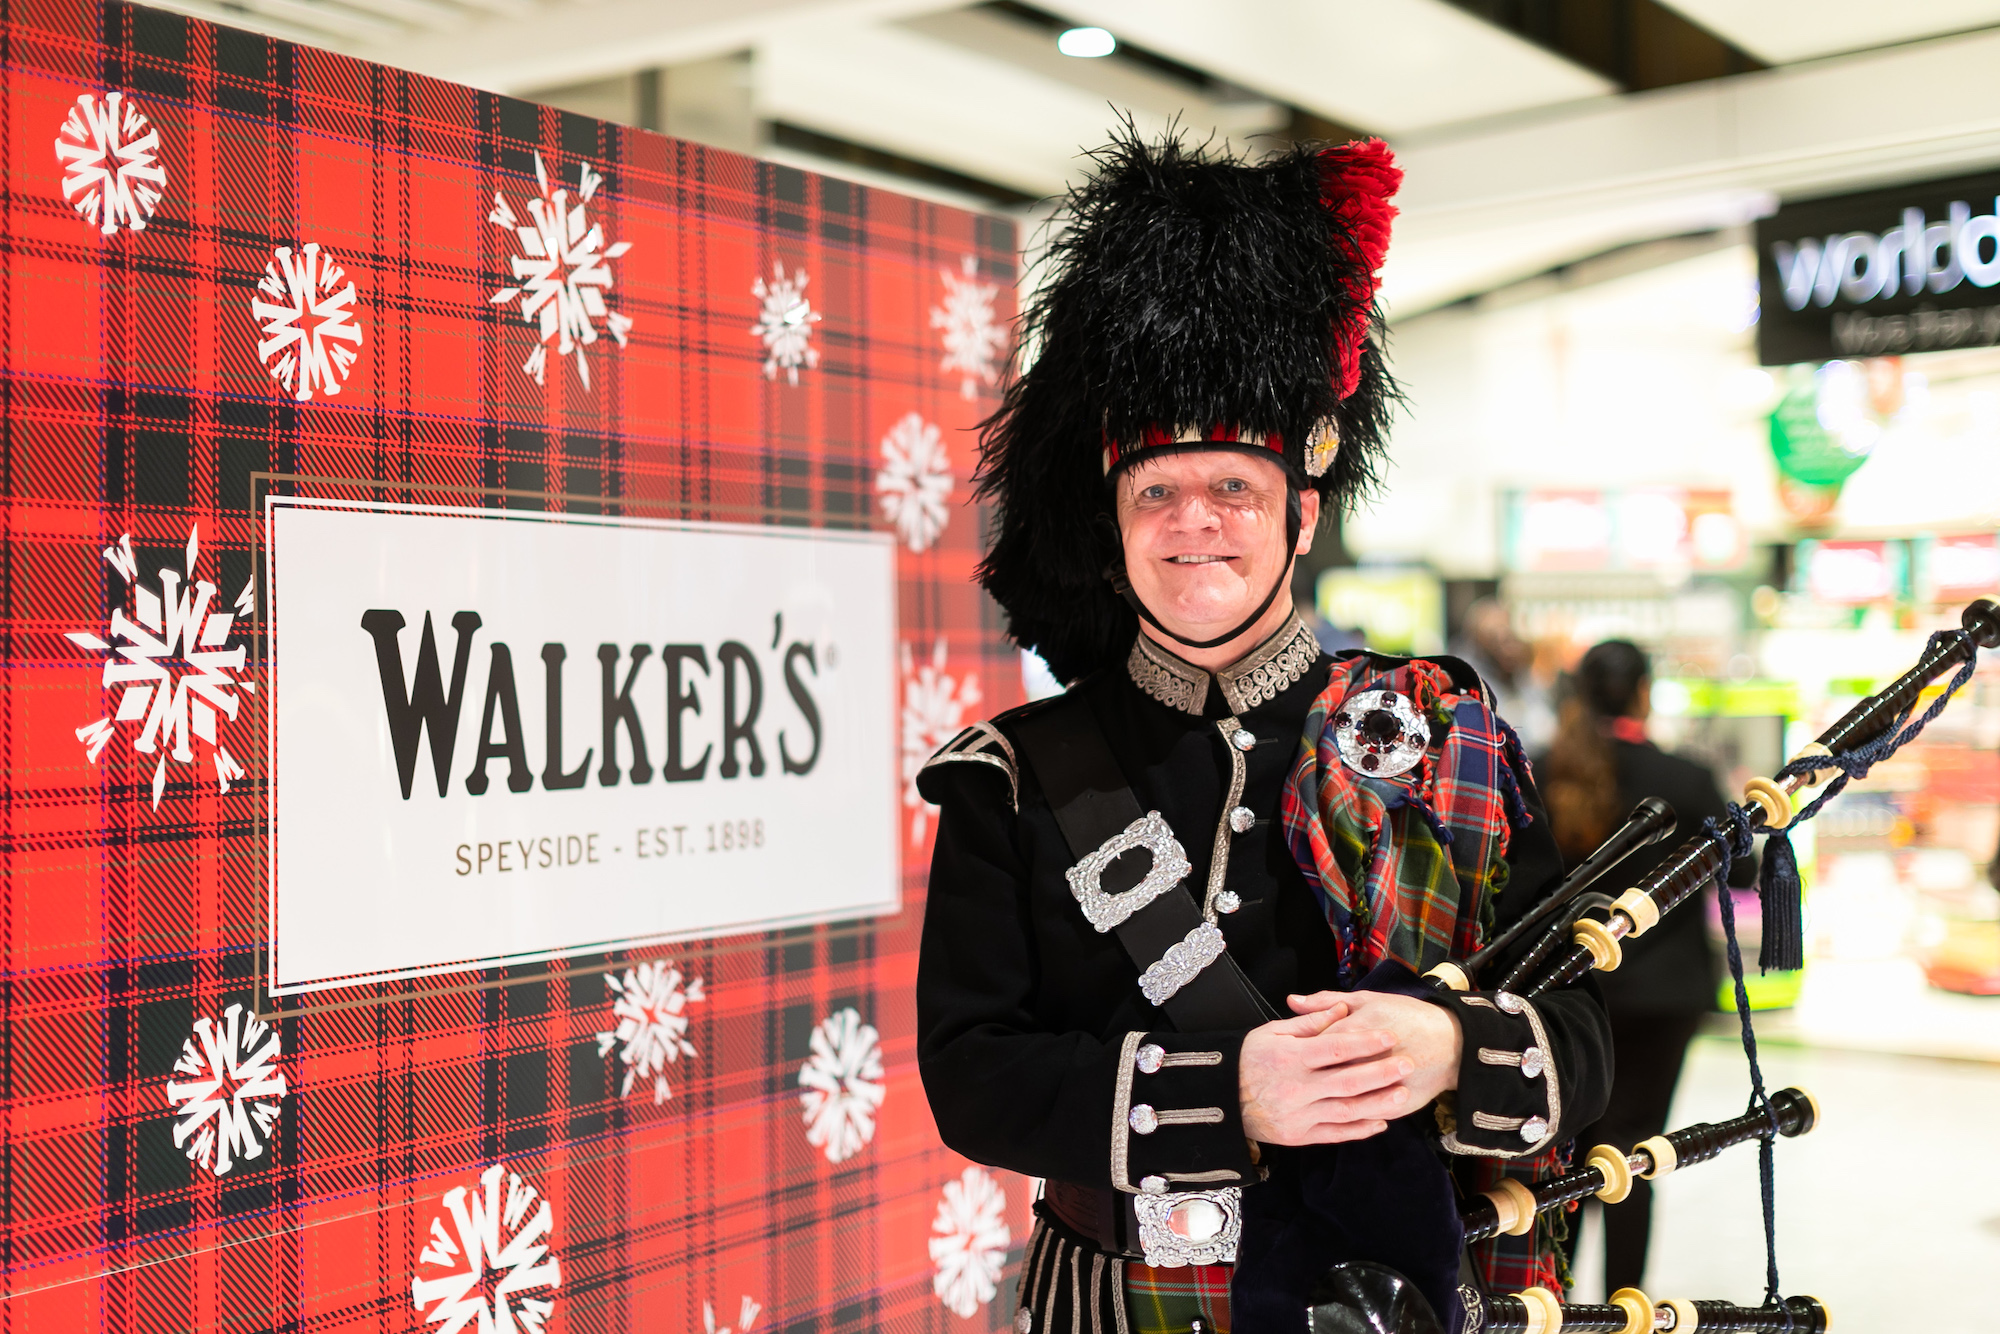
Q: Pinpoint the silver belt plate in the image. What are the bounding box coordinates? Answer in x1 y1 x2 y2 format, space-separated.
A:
1132 1186 1241 1268
1067 811 1192 933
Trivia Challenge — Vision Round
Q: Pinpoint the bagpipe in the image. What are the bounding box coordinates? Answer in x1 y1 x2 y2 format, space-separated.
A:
1464 1088 1825 1333
1310 599 1999 1334
1444 596 2000 1000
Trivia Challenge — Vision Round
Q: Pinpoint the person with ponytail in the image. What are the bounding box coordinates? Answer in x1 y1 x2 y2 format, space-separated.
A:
1539 640 1756 1297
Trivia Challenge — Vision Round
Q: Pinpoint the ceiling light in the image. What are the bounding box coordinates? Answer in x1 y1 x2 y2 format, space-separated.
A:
1057 26 1116 58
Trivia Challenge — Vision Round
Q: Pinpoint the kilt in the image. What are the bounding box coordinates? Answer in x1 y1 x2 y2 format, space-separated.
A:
1013 1216 1232 1334
1124 1259 1232 1334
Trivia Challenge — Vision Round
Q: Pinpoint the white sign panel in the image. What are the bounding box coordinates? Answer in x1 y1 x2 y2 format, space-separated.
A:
264 497 898 995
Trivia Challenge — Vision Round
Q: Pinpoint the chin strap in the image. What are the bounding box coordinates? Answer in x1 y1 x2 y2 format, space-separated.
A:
1108 489 1304 652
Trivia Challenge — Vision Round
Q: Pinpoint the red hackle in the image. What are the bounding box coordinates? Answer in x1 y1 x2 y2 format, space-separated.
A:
1317 138 1402 399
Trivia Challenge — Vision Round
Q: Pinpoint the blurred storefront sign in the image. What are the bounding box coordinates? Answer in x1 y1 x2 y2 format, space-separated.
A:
1767 361 1883 484
1925 532 2000 602
1502 487 1742 573
1502 571 1741 674
1757 169 2000 364
1765 359 1913 525
1803 538 1904 604
1317 567 1443 655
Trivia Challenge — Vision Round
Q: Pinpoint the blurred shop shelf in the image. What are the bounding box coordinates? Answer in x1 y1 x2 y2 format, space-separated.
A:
1708 955 2000 1065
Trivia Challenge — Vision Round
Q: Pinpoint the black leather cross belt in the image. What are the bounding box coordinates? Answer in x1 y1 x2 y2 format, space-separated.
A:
1011 704 1274 1029
1043 1179 1133 1256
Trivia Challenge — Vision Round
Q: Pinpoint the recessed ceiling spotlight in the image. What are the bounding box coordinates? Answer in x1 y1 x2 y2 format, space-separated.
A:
1057 26 1116 58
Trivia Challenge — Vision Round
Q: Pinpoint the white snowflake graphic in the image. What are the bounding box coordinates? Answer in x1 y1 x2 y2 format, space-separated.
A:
412 1163 561 1334
698 1295 762 1334
250 241 364 402
750 261 822 385
931 256 1007 399
55 92 167 236
901 640 982 845
488 153 634 389
797 1006 885 1166
66 527 254 810
875 412 954 554
930 1166 1010 1319
595 959 705 1105
163 1002 287 1178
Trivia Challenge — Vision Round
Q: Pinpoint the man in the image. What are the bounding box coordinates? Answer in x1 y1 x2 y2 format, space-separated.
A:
916 132 1612 1334
1452 598 1553 754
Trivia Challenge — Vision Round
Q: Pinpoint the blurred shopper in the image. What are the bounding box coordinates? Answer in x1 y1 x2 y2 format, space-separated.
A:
1538 640 1754 1295
1454 598 1554 751
1298 598 1366 653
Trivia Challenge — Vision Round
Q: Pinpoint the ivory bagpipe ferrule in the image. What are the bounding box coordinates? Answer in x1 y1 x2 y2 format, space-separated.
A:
1422 796 1677 994
1634 1085 1818 1179
1459 1087 1820 1244
1521 597 2000 998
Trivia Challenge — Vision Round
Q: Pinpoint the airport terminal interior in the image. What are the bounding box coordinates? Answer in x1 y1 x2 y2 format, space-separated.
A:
4 1 2000 1331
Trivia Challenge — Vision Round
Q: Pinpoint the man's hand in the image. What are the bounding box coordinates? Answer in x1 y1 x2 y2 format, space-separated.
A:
1238 1001 1415 1145
1291 989 1463 1109
1237 991 1465 1147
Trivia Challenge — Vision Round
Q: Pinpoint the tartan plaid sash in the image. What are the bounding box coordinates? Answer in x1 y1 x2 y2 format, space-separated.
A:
1280 655 1532 982
1280 655 1568 1299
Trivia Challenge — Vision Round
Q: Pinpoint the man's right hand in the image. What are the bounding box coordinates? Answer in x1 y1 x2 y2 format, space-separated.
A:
1237 1001 1416 1146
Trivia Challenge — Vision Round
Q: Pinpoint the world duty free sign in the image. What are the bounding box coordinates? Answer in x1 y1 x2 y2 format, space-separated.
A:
1758 168 2000 364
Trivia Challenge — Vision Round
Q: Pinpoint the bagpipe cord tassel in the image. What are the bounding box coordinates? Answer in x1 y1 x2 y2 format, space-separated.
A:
1754 625 1982 972
1687 624 1984 1324
1756 836 1806 975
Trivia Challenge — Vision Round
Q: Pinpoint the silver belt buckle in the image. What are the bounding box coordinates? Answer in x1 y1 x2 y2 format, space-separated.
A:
1132 1186 1241 1268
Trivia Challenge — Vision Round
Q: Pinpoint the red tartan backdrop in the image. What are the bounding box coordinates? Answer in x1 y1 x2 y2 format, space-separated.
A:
0 3 1028 1330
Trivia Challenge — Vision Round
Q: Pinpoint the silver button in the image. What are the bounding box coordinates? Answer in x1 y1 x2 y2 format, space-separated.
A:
1135 1043 1165 1075
1015 1309 1034 1334
1519 1046 1545 1079
1228 806 1255 833
1232 729 1257 752
1496 992 1525 1014
1129 1104 1159 1135
1215 890 1242 915
1140 1175 1169 1195
1520 1116 1549 1143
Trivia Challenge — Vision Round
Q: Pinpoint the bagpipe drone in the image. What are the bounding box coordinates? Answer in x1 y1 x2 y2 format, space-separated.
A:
1334 597 2000 1334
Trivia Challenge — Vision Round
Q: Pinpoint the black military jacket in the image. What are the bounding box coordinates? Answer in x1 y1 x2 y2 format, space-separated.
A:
916 616 1613 1202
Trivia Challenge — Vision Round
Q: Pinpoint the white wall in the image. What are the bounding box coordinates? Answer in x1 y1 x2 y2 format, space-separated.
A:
1351 242 1782 573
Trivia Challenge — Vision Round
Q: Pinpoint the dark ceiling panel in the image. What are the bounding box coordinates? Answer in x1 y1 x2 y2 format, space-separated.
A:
1442 0 1764 91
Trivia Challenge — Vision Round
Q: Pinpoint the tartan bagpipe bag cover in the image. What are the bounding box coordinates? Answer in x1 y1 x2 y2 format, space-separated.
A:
1281 654 1570 1294
0 2 1032 1330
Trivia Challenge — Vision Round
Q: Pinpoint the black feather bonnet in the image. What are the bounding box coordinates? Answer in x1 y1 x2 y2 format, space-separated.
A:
974 128 1403 683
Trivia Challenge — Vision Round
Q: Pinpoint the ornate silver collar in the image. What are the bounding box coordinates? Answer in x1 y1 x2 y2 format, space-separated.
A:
1127 613 1321 716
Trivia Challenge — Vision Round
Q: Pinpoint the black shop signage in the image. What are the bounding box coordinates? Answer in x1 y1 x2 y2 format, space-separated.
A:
1756 169 2000 365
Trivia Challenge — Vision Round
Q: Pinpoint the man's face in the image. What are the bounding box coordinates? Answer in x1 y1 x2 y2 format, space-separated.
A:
1115 450 1317 641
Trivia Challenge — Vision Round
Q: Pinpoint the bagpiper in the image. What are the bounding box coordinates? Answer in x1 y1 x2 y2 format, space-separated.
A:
916 129 1613 1334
